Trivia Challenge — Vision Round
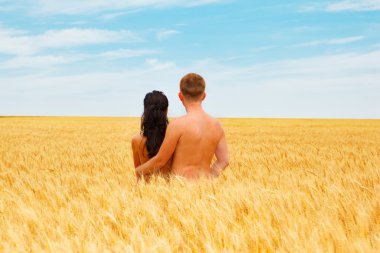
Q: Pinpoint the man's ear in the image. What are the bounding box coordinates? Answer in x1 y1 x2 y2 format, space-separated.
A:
178 92 184 101
202 93 206 101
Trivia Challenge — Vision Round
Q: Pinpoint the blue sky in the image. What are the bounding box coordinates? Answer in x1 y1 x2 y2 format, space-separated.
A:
0 0 379 118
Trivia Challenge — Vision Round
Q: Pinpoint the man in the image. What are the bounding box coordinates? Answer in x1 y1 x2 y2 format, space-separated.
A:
136 73 229 179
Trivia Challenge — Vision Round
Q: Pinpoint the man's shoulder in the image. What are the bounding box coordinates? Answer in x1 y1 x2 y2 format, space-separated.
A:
205 113 222 128
207 116 225 138
170 116 188 126
208 114 221 123
167 116 194 136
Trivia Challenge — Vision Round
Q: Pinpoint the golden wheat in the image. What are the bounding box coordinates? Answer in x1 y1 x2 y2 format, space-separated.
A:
0 117 379 252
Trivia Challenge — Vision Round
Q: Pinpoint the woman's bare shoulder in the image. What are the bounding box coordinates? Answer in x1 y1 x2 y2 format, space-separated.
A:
131 134 145 146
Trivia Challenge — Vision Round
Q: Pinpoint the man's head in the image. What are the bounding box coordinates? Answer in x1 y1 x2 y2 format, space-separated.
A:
179 73 206 102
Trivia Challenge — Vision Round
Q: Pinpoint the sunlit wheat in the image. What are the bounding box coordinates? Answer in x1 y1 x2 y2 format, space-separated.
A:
0 117 379 252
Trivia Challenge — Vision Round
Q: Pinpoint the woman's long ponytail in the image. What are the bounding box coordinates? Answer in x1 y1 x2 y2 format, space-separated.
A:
140 91 169 158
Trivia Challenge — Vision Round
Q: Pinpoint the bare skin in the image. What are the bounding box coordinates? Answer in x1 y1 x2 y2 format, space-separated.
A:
136 93 229 180
131 135 171 181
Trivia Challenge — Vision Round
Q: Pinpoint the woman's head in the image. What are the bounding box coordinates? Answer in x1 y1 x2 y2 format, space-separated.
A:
141 90 169 158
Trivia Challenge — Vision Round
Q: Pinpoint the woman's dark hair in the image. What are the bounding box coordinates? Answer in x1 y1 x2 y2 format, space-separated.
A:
141 90 169 158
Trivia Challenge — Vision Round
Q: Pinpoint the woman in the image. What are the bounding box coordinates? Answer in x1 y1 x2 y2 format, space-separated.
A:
131 90 171 181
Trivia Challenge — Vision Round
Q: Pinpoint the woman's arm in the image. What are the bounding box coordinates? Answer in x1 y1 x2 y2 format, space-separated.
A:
131 136 144 180
131 136 141 168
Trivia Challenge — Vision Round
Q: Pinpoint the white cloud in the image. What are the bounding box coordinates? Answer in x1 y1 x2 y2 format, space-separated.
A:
215 46 277 62
0 49 159 69
99 49 159 59
39 29 140 48
326 0 380 11
249 46 276 53
0 27 33 55
0 6 16 12
328 36 366 44
196 50 380 118
302 0 380 12
101 9 143 19
33 0 228 15
294 36 365 47
0 55 79 69
156 30 181 40
186 0 230 7
0 27 141 56
145 58 176 70
0 1 23 12
1 49 379 118
0 65 185 116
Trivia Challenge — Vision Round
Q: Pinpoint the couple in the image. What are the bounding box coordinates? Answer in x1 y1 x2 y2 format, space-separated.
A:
132 73 229 181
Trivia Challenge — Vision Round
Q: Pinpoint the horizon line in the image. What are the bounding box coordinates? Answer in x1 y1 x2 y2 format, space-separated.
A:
1 115 379 120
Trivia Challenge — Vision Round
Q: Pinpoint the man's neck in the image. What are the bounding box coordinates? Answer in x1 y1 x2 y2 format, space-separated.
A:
184 101 204 114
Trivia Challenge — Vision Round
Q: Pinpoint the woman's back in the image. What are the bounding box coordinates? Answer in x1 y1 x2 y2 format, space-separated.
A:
132 134 149 165
131 90 171 181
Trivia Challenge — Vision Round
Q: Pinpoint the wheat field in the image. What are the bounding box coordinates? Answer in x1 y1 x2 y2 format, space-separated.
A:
0 117 379 252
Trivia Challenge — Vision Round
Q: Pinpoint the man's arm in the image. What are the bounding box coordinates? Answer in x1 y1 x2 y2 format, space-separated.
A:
135 121 181 176
211 130 229 177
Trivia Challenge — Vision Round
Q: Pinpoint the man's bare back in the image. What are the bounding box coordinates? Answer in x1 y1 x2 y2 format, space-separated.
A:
135 73 229 180
170 110 224 179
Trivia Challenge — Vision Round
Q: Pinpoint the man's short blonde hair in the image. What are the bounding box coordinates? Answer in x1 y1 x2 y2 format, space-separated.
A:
180 73 206 101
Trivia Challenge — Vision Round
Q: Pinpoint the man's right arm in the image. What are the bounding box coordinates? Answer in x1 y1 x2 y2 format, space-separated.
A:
211 129 229 177
135 121 181 177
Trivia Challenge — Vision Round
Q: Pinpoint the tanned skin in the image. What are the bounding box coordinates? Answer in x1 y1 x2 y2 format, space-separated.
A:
131 135 171 181
136 93 229 180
